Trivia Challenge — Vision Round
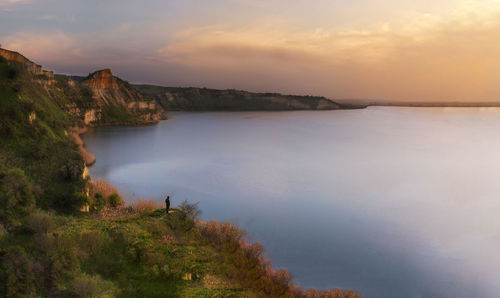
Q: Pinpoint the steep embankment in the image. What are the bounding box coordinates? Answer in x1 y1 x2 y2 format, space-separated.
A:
135 84 342 111
0 49 87 213
79 69 164 125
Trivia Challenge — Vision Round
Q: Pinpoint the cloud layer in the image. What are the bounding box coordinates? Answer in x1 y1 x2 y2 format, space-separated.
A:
2 1 500 101
155 5 500 101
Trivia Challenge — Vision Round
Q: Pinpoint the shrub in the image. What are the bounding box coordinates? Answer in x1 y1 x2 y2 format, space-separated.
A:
88 179 124 208
94 193 105 211
24 210 53 234
0 168 36 227
89 179 119 198
58 157 84 181
70 274 117 298
199 220 245 250
197 220 298 296
107 193 123 208
80 231 111 255
178 200 201 220
0 246 37 297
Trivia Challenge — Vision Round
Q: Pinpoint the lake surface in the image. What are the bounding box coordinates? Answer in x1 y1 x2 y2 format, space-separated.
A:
83 107 500 297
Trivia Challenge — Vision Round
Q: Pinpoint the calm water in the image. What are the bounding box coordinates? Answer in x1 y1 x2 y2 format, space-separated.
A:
83 107 500 297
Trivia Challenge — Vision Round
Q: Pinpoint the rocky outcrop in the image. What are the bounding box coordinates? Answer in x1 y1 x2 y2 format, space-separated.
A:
28 111 36 124
84 109 100 125
127 101 157 110
83 69 119 90
0 48 55 80
135 85 341 111
80 69 165 125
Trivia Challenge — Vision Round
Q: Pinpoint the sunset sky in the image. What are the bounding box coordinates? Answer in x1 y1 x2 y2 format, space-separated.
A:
1 0 500 101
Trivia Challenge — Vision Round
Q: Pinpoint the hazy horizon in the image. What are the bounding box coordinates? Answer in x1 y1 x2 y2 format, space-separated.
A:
1 0 500 102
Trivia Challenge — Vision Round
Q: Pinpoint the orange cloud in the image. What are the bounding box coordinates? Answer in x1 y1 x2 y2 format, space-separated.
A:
157 5 500 101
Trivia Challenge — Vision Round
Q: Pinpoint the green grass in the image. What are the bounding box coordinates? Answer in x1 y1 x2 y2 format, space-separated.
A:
0 56 86 214
0 208 254 297
100 102 136 124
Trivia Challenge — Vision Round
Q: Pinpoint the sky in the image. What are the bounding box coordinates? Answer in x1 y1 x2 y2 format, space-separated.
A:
1 0 500 102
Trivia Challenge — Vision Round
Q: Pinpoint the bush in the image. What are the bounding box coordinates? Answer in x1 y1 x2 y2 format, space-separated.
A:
199 220 245 250
197 220 299 296
88 179 123 209
0 246 37 297
80 231 111 255
0 168 36 227
107 193 123 208
70 274 117 298
58 158 84 181
94 193 105 211
24 210 53 234
178 200 201 220
89 179 119 198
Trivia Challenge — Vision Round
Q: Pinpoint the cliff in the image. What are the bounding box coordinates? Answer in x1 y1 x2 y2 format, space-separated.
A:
79 69 165 125
135 85 342 111
0 47 166 168
0 47 164 127
0 48 55 82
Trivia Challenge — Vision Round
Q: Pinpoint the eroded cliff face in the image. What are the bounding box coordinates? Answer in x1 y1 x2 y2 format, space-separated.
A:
0 48 164 129
0 48 55 82
83 68 119 90
79 69 165 125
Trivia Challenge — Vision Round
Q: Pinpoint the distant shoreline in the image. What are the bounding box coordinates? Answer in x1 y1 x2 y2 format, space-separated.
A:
336 100 500 108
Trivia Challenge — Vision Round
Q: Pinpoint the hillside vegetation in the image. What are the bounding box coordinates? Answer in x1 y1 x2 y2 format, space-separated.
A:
134 85 342 111
0 49 360 297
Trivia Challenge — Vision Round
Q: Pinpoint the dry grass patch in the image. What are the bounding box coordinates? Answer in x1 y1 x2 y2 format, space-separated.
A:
89 179 120 198
133 199 163 213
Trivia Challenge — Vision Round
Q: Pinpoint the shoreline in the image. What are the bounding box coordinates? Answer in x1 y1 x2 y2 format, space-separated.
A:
349 102 500 108
69 126 96 166
70 117 164 167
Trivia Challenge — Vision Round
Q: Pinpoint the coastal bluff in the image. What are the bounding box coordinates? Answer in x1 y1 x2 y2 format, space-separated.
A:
135 85 343 111
0 48 55 82
78 69 165 125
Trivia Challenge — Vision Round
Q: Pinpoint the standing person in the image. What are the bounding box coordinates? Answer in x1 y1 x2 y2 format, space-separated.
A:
165 196 170 214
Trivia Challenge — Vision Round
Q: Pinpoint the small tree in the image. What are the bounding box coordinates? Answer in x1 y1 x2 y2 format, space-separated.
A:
178 200 201 220
94 193 105 211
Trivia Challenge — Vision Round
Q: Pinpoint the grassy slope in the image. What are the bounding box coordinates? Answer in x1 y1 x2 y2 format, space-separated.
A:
0 56 87 213
0 208 252 297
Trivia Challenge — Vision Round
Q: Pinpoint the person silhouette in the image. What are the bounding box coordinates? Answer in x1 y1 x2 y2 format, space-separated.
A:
165 196 170 214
